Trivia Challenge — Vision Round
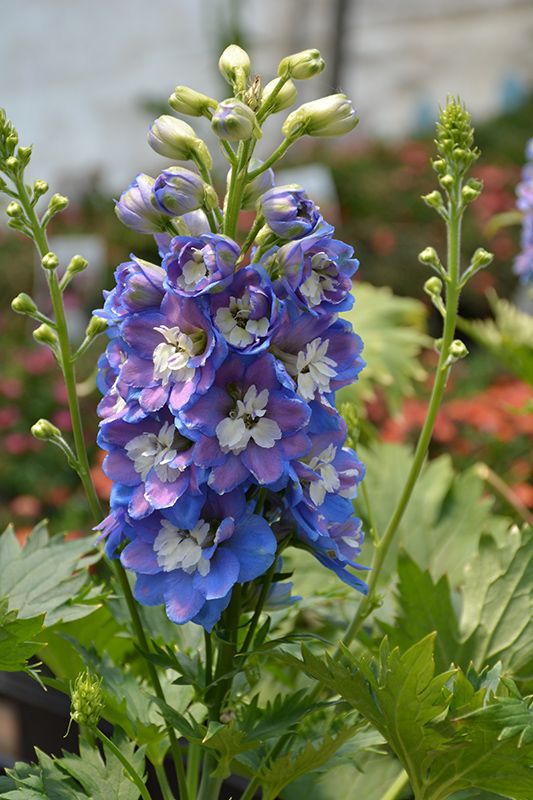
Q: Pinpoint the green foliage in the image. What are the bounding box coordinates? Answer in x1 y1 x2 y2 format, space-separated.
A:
340 282 429 411
380 525 533 674
276 636 533 799
0 737 145 800
0 521 101 625
0 598 44 672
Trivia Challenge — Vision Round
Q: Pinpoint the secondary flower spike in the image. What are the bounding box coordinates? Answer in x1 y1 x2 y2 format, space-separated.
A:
96 44 367 630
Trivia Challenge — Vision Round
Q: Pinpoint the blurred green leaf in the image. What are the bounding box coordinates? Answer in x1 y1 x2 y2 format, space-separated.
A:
0 598 44 672
58 734 145 800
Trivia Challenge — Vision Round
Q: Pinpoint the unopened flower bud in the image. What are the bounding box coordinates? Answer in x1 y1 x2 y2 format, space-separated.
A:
241 159 275 209
153 166 207 216
423 277 443 297
148 115 212 170
49 193 69 213
33 179 49 198
85 315 108 339
42 251 59 270
4 156 19 171
211 99 261 142
5 133 18 150
67 254 89 275
70 670 104 729
169 86 218 117
259 184 321 238
421 191 445 212
6 201 23 218
17 145 32 164
115 173 168 233
31 418 61 441
33 323 57 347
449 339 469 360
218 44 251 87
439 174 454 190
471 247 494 269
278 48 325 80
418 247 441 267
282 94 358 139
432 158 446 174
11 293 38 316
262 78 298 113
461 185 479 203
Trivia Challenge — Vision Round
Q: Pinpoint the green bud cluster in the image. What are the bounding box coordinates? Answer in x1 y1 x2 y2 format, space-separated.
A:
434 97 479 177
70 670 104 729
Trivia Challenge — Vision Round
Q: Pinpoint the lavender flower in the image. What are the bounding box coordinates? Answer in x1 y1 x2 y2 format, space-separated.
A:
259 184 321 239
515 138 533 283
164 234 239 297
115 174 169 233
154 167 208 217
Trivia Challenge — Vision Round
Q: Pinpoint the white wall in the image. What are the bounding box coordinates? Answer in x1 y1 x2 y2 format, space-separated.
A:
1 0 532 193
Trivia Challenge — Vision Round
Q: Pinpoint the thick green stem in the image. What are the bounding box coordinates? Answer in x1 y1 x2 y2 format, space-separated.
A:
236 212 264 265
95 728 152 800
153 762 174 800
223 140 253 240
16 175 190 800
196 752 222 800
246 137 293 182
240 555 278 654
378 769 410 800
186 742 201 799
341 203 462 648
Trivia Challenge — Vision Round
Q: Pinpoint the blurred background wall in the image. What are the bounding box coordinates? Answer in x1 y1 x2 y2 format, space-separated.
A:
1 0 533 191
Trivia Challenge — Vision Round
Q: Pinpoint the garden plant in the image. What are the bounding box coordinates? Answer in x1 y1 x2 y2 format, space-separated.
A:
0 44 532 800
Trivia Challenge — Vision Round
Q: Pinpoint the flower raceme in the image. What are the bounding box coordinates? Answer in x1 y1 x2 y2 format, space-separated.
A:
96 58 367 630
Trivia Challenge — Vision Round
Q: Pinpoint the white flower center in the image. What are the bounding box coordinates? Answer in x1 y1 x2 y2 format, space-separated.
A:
214 291 269 348
295 338 337 400
154 518 212 575
125 421 187 483
299 252 337 307
307 444 341 506
215 384 282 454
176 248 207 291
153 325 204 386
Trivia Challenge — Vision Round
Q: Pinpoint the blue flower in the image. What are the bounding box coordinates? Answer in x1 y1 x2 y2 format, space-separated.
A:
259 184 322 239
115 174 169 233
164 234 239 296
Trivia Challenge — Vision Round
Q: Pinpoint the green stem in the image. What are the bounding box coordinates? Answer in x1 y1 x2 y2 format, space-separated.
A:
246 137 293 182
204 630 213 688
360 480 379 545
257 75 289 123
236 213 264 265
240 776 260 800
341 203 462 648
223 140 253 240
378 769 410 800
193 156 223 230
186 742 201 799
95 728 152 800
240 555 278 654
16 173 190 800
196 752 222 800
153 762 174 800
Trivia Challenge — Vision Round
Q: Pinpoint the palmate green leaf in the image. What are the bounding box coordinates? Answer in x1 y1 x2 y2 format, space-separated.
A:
0 598 44 672
279 635 533 800
0 522 101 626
340 282 429 411
258 723 362 800
0 749 86 800
58 734 146 800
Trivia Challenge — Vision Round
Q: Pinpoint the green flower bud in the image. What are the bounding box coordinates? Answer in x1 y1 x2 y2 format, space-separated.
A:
421 190 445 212
169 86 218 117
5 133 18 150
49 193 69 213
70 670 104 729
42 251 59 270
211 99 261 142
418 246 442 268
282 94 358 139
33 323 58 347
449 339 469 360
17 145 32 165
218 44 251 87
11 293 38 316
432 158 446 174
471 247 494 269
6 201 23 218
423 277 443 297
278 48 325 80
67 254 89 274
148 115 213 170
439 174 454 190
31 418 62 441
33 179 49 198
461 184 481 203
85 315 108 338
4 156 19 171
262 78 298 113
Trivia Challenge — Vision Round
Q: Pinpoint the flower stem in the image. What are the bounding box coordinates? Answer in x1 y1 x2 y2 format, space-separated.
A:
95 728 152 800
246 137 293 182
240 555 278 654
236 213 264 265
341 196 463 648
378 769 410 800
153 762 175 800
15 173 190 800
186 742 201 799
223 140 253 240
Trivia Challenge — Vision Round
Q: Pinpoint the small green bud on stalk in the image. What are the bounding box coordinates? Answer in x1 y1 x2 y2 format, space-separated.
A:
17 145 32 165
68 254 89 274
31 418 62 441
423 277 443 297
432 158 446 174
5 133 18 150
439 174 454 190
211 99 261 142
42 251 59 270
49 193 69 213
262 78 298 113
33 323 58 347
471 247 494 269
85 315 108 339
33 179 49 197
278 48 325 80
448 339 469 361
218 44 251 88
148 115 213 170
421 190 445 213
70 670 104 729
4 156 19 171
11 292 38 316
418 246 442 268
169 86 218 117
282 94 358 139
6 201 23 218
